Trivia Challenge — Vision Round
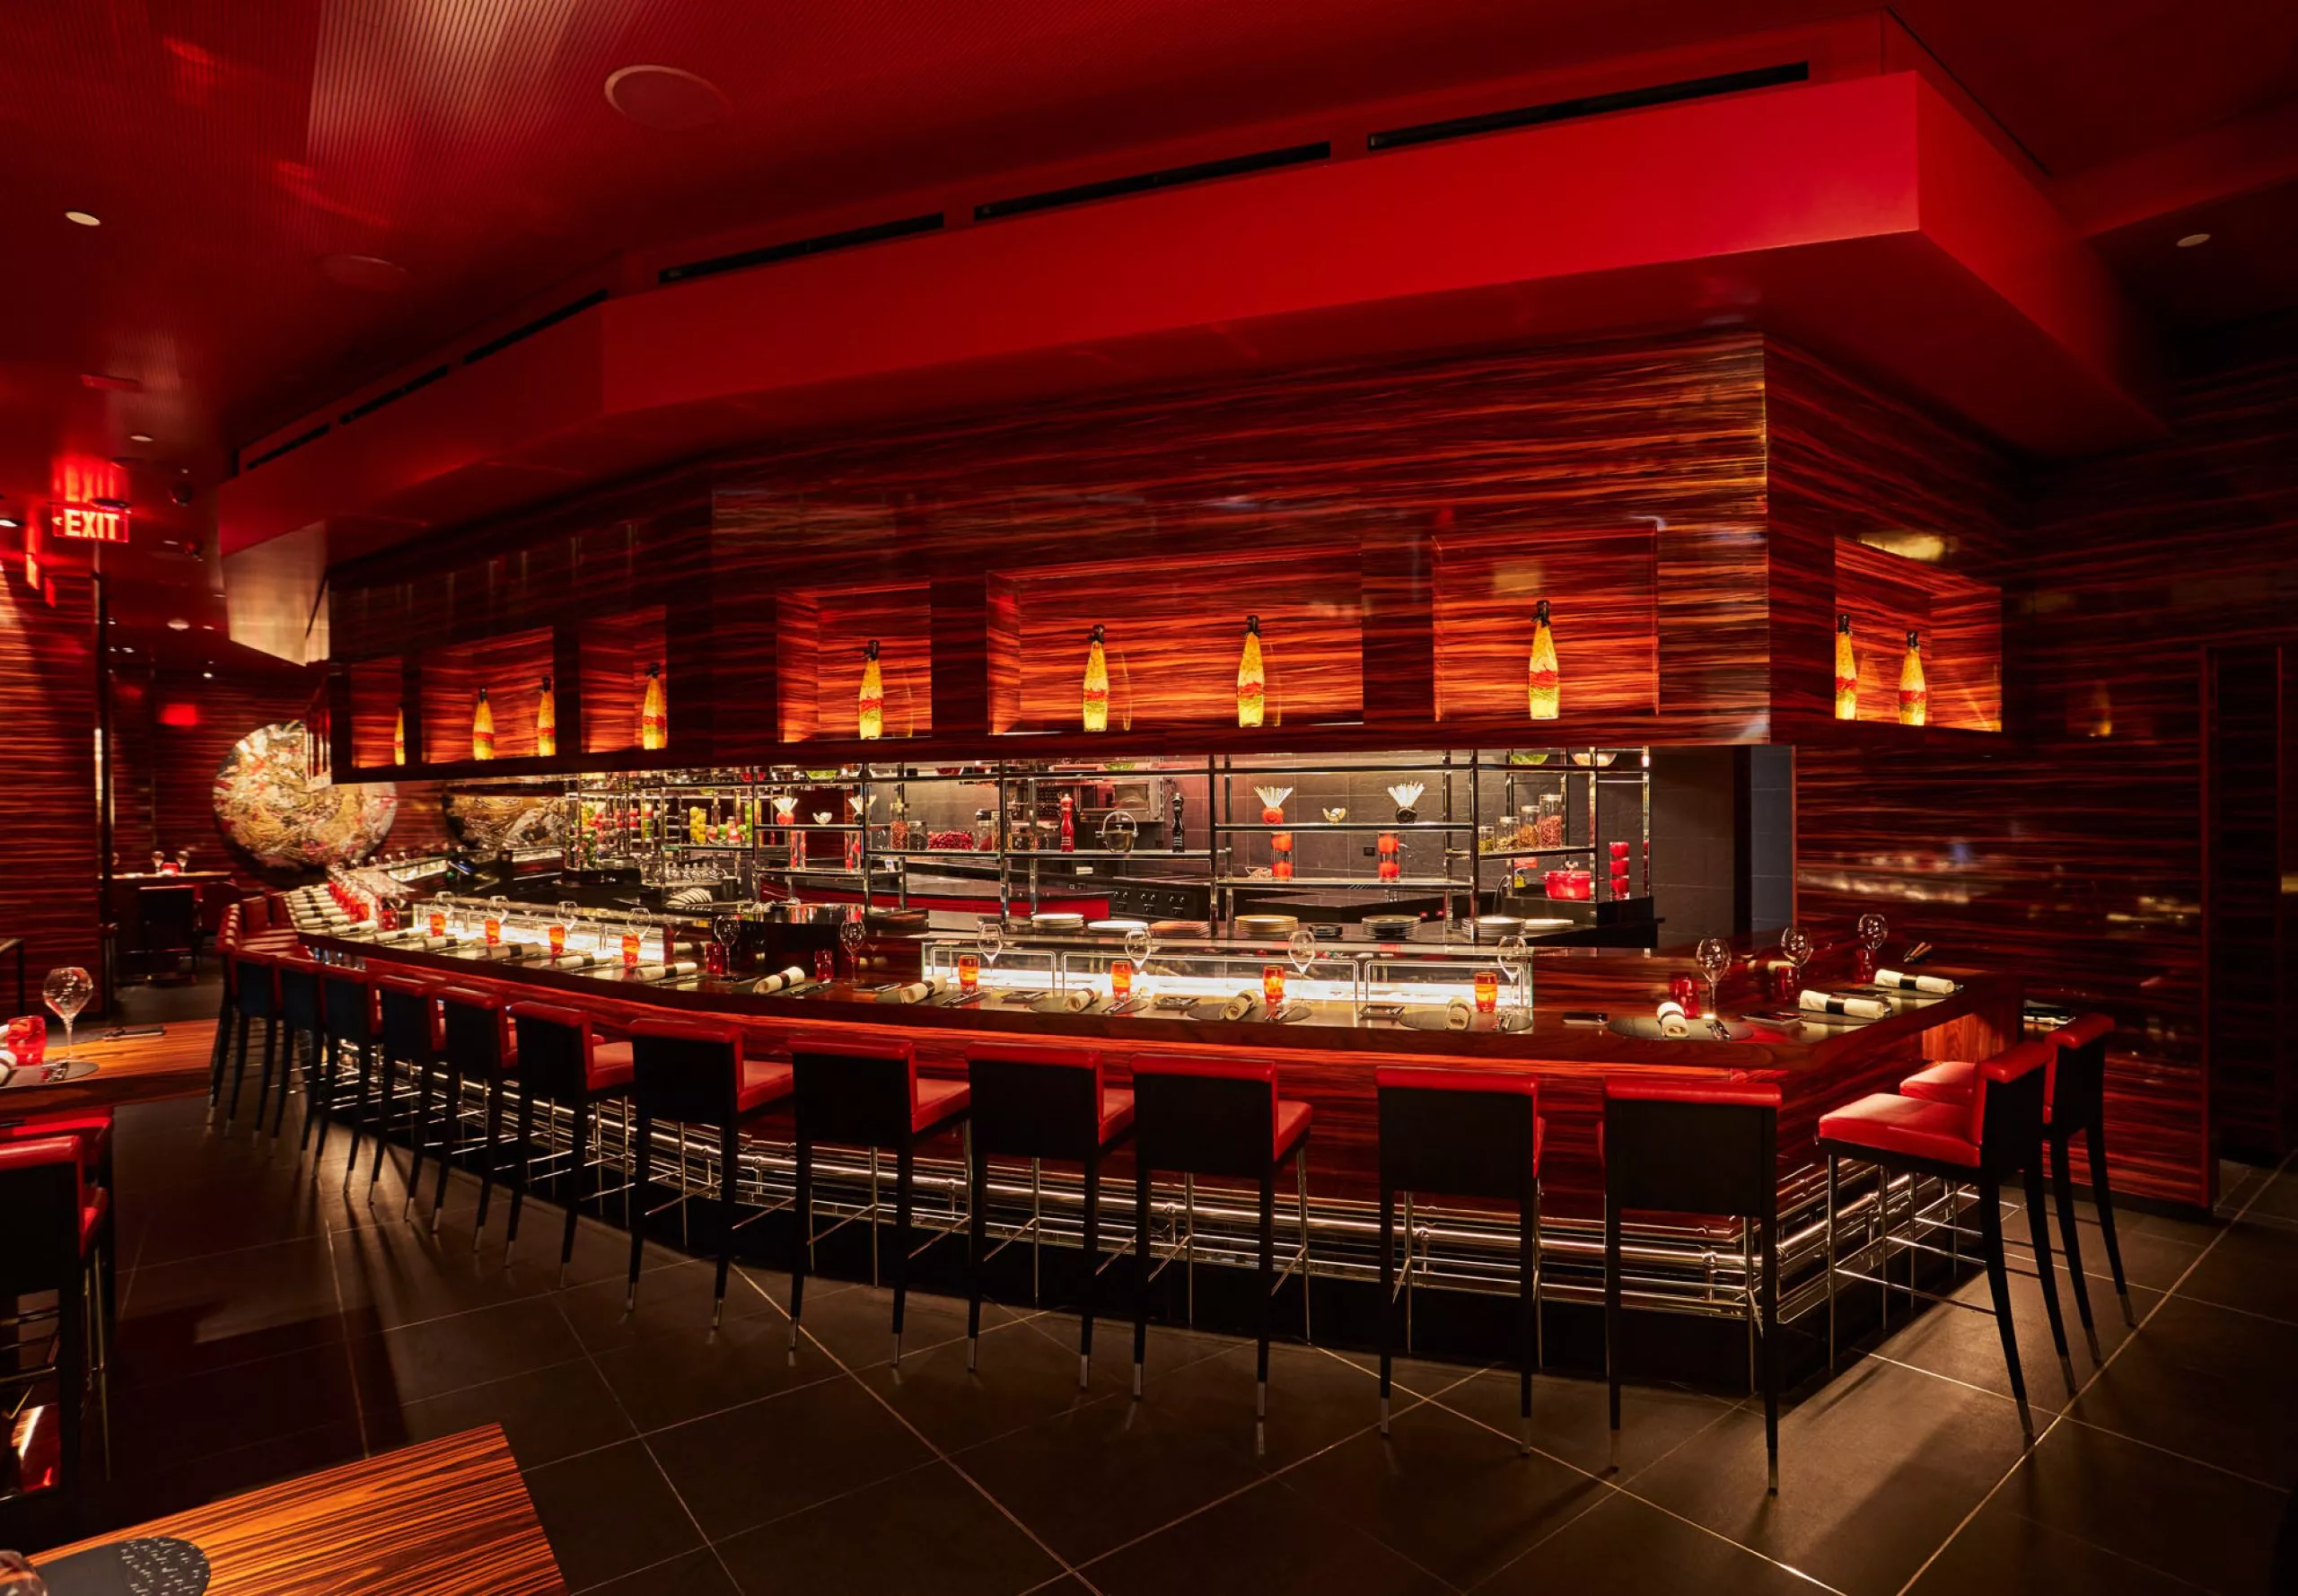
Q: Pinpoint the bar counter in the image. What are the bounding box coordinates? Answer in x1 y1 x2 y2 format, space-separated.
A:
305 927 2015 1211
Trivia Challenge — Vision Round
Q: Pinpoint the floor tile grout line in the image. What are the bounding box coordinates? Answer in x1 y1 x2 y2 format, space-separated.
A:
1888 1146 2298 1596
2158 1288 2298 1332
2050 1410 2294 1497
724 1258 1103 1595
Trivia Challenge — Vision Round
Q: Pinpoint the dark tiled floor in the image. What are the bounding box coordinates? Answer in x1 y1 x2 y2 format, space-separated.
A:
43 1087 2298 1595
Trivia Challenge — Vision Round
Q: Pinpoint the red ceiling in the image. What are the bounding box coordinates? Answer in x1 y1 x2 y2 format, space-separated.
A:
3 1 2294 635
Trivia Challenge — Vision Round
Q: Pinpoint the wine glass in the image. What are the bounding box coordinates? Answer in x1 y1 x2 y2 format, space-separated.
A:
1858 912 1888 955
1695 936 1732 1019
978 917 1004 970
149 850 165 874
838 910 865 977
42 967 92 1064
1780 925 1813 997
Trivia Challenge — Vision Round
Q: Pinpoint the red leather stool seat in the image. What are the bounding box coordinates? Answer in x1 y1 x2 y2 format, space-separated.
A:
0 1111 113 1179
1898 1058 1979 1106
1818 1092 1982 1167
739 1052 795 1113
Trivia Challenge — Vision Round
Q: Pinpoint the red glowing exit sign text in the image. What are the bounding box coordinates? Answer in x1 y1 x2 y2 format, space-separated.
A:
48 503 128 542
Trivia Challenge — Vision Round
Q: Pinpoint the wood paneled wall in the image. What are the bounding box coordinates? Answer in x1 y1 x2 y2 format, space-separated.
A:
1794 319 2298 1206
0 574 100 996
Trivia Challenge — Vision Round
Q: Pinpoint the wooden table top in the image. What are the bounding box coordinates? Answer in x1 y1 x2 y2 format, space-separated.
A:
42 1425 564 1595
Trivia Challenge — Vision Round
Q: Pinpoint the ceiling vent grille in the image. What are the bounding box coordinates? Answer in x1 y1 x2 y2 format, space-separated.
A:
659 214 945 286
464 288 611 365
339 364 451 425
976 142 1331 222
1368 62 1809 151
238 423 329 474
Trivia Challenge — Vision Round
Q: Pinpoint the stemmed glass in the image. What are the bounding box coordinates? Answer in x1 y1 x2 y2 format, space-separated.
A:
1779 925 1813 999
1496 933 1531 1023
1695 936 1732 1020
1123 925 1153 997
42 967 93 1064
978 917 1004 971
838 909 865 978
1855 912 1889 979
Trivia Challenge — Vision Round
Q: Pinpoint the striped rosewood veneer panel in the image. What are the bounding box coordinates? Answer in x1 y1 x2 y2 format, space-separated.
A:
0 574 101 992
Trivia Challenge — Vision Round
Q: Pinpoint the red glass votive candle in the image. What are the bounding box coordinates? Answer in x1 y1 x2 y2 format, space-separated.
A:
548 924 567 956
621 931 642 969
427 910 446 938
1475 971 1499 1013
1263 965 1286 1005
1111 960 1134 1001
958 952 980 994
706 940 728 977
813 948 836 982
1670 974 1697 1012
483 916 502 946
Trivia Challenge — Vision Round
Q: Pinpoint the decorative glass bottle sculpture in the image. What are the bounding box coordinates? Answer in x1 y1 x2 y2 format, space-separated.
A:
1081 625 1110 732
1833 613 1859 722
1527 599 1560 720
1236 614 1266 729
536 675 557 756
1377 831 1402 881
858 639 884 741
471 688 496 760
641 662 668 750
1270 831 1294 881
392 705 406 766
1898 629 1928 726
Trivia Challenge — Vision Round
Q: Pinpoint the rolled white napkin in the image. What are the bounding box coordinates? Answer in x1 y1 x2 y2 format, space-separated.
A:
1657 1000 1691 1038
1801 989 1890 1020
1221 992 1257 1022
1445 998 1473 1030
1874 969 1957 995
751 966 808 995
880 979 941 1004
1058 988 1094 1013
401 935 456 951
627 961 702 981
548 951 600 969
466 944 520 960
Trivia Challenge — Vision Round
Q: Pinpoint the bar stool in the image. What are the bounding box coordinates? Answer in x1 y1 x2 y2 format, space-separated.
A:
207 902 244 1091
0 1110 116 1196
786 1036 969 1366
1900 1013 2134 1347
1602 1079 1781 1490
0 1136 113 1494
378 976 449 1216
220 949 281 1128
1374 1066 1543 1446
963 1043 1136 1385
436 987 521 1241
627 1017 794 1322
320 968 386 1189
271 956 328 1144
1128 1054 1312 1419
1818 1040 2072 1439
506 1002 636 1279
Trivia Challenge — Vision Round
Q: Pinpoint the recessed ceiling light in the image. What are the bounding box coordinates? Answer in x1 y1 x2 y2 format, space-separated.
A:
605 65 730 131
2176 232 2211 248
0 517 20 531
200 623 215 631
320 253 411 292
65 210 101 227
128 433 153 443
202 671 215 680
167 618 189 631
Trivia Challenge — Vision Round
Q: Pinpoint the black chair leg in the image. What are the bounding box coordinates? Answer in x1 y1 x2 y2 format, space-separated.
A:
560 1100 591 1286
2049 1134 2101 1362
1978 1174 2033 1439
890 1141 916 1368
1377 1180 1395 1435
207 989 232 1102
1604 1189 1623 1470
430 1066 460 1232
250 1020 279 1133
787 1132 811 1364
405 1061 435 1220
2085 1121 2136 1326
276 1030 304 1146
1132 1159 1153 1399
343 1043 375 1189
966 1136 988 1371
504 1081 539 1264
1517 1177 1536 1455
625 1110 653 1311
1760 1203 1780 1495
1078 1152 1100 1389
713 1120 740 1328
369 1051 398 1191
1256 1166 1275 1424
225 1012 252 1124
474 1079 505 1244
2022 1162 2076 1394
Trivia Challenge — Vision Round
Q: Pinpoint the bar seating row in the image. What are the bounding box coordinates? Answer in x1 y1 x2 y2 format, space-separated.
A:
0 1106 118 1503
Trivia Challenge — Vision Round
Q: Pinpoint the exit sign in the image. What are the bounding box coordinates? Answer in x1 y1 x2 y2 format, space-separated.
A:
49 503 127 541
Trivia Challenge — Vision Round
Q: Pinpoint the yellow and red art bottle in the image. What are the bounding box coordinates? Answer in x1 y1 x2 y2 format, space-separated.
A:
1833 613 1859 722
1377 831 1401 881
536 675 557 756
1235 615 1266 729
641 662 668 750
1081 625 1110 732
1270 831 1294 881
1898 629 1928 726
857 639 884 741
471 688 496 760
392 705 407 766
620 928 641 969
1527 599 1560 721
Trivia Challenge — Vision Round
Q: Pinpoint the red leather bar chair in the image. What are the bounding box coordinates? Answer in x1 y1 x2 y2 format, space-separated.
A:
0 1136 113 1495
436 987 522 1243
269 955 329 1145
1818 1040 2074 1439
1899 1013 2134 1349
1376 1066 1545 1449
220 949 282 1129
506 1002 636 1280
1128 1054 1312 1420
1603 1080 1783 1490
786 1036 969 1366
377 975 448 1217
207 901 245 1091
0 1110 116 1197
626 1017 794 1323
320 968 388 1189
962 1043 1136 1386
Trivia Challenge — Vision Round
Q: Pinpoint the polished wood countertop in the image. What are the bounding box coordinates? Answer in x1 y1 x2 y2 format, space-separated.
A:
41 1425 563 1595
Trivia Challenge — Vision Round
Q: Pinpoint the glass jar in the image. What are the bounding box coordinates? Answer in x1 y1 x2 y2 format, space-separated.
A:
1535 794 1566 849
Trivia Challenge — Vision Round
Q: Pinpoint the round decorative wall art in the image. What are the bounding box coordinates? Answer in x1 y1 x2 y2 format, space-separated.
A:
212 722 397 868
